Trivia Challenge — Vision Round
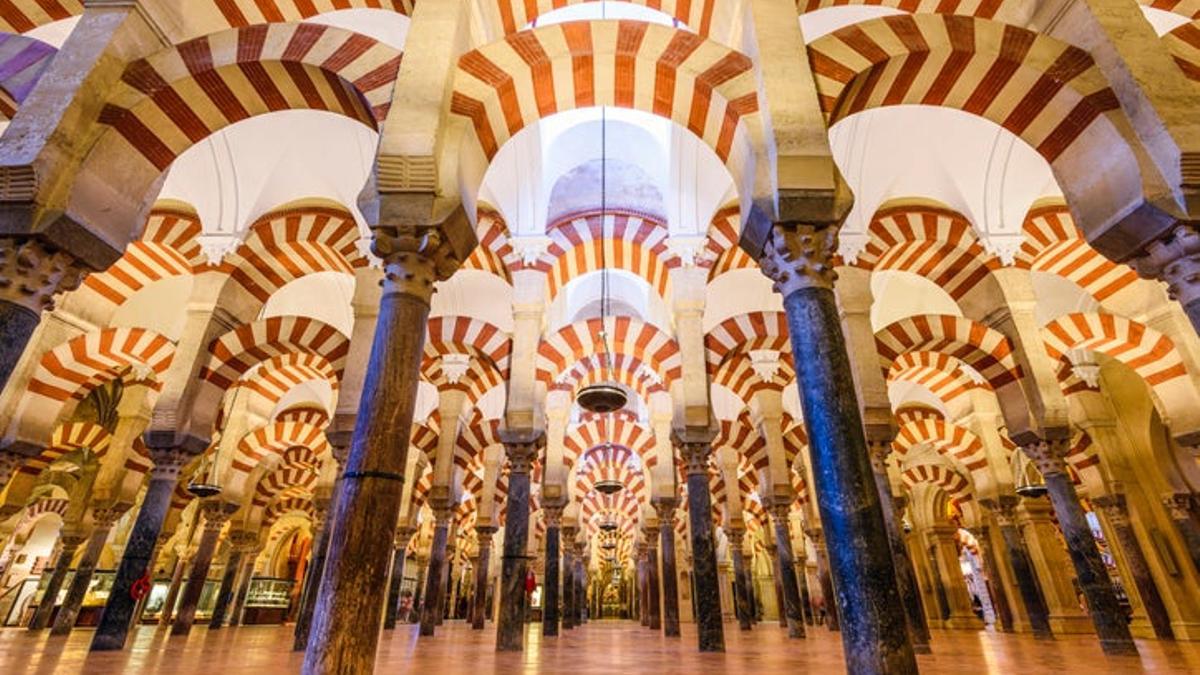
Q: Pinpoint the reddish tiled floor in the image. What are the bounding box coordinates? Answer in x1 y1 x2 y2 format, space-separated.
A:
2 621 1198 673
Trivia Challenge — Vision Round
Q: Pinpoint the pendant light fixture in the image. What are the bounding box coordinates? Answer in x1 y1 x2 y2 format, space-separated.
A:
576 106 629 415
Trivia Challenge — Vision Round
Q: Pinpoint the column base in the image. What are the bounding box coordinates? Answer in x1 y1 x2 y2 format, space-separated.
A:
943 615 985 630
1049 614 1095 635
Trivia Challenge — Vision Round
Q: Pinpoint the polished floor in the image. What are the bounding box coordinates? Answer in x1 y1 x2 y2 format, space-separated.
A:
2 620 1198 674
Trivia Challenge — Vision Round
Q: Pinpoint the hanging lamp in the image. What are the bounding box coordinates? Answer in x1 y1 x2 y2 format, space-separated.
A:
576 106 629 415
1014 453 1047 499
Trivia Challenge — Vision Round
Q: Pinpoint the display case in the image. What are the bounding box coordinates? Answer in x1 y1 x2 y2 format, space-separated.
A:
72 570 115 626
242 577 294 625
138 579 176 623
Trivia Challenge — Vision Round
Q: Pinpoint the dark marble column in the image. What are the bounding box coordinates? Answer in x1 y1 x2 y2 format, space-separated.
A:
645 536 661 630
50 508 124 635
472 525 496 629
769 547 786 628
968 525 1014 633
866 445 931 652
573 543 587 624
985 498 1053 639
29 531 85 630
384 526 416 630
727 527 753 631
673 429 725 652
810 531 840 631
795 556 814 626
653 499 681 637
294 489 339 649
542 503 564 637
0 239 85 392
302 228 462 674
229 552 257 627
171 501 235 636
1162 493 1200 576
92 448 189 651
1094 493 1174 640
496 429 541 652
760 224 915 673
1026 441 1137 656
637 547 648 626
560 526 576 630
420 505 452 636
411 558 428 624
209 531 256 629
769 504 806 639
924 539 950 622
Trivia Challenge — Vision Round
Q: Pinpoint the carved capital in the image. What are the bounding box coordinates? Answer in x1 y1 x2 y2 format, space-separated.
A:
200 500 238 530
542 502 565 528
1161 492 1196 521
867 439 893 474
372 226 461 302
981 496 1020 526
59 532 88 551
1092 493 1129 527
499 428 543 474
229 530 258 551
90 505 129 529
147 447 190 481
1132 223 1200 307
671 427 716 476
758 224 838 296
1021 438 1070 478
725 525 746 550
652 497 678 524
0 238 86 314
395 525 418 550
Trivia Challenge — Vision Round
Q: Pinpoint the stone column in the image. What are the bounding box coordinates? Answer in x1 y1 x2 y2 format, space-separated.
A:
29 531 86 630
795 556 815 626
636 546 648 625
171 501 235 636
472 525 497 629
542 502 564 636
760 224 915 673
229 551 258 627
673 429 725 652
496 429 541 651
1161 493 1200 576
927 525 981 628
769 504 806 639
294 489 338 649
1026 440 1137 656
209 530 256 629
50 508 125 635
1131 223 1200 335
420 504 453 636
573 542 586 624
560 526 576 630
0 239 85 392
1094 493 1174 640
384 526 416 630
985 498 1053 639
411 557 428 624
727 526 753 631
867 445 930 652
768 547 786 627
810 529 840 631
968 525 1014 633
645 535 661 630
653 498 681 637
302 226 461 674
159 553 188 627
92 448 189 651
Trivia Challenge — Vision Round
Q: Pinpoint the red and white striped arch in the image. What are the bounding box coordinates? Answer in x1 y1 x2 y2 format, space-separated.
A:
716 416 769 473
464 210 519 283
82 205 204 306
581 489 641 536
705 205 757 282
233 418 330 475
212 0 414 27
410 417 440 464
28 327 175 403
705 311 791 371
1042 312 1200 430
200 316 349 391
451 21 759 178
887 350 984 406
252 462 318 508
239 352 341 410
853 204 1000 301
456 414 501 469
489 0 738 37
97 23 401 172
420 353 506 404
807 14 1125 165
219 205 368 304
575 444 649 506
797 0 1011 18
1164 20 1200 81
893 413 988 473
275 405 330 427
711 352 795 406
533 212 676 303
264 494 314 527
562 417 656 471
1141 0 1200 19
550 352 667 406
900 462 975 506
15 497 69 537
17 421 110 478
875 314 1022 390
538 316 681 388
426 316 511 376
1015 204 1139 303
0 0 80 34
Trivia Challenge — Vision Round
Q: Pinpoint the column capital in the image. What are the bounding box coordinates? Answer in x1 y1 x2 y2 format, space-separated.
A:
90 505 129 529
0 238 86 315
59 531 89 550
1161 492 1196 521
372 225 463 303
228 530 258 552
981 496 1021 526
671 427 716 476
542 501 565 528
200 500 238 530
652 497 679 523
1092 493 1129 527
560 524 577 542
768 499 794 524
966 524 990 542
758 224 838 296
1021 437 1071 477
724 525 746 550
1131 223 1200 307
147 447 191 481
475 524 498 539
499 427 544 474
